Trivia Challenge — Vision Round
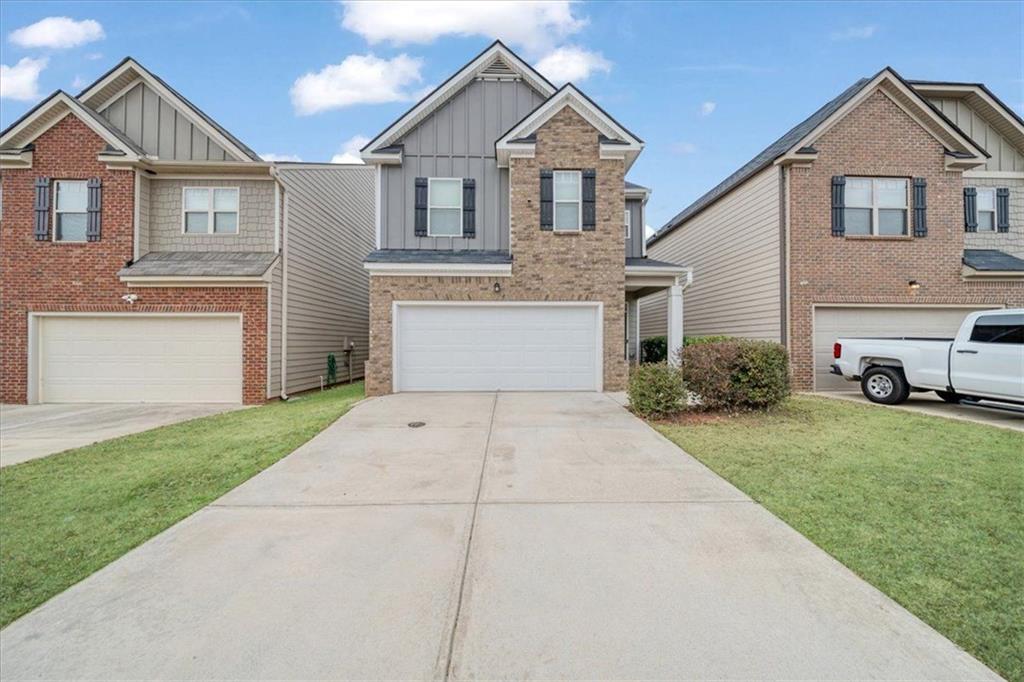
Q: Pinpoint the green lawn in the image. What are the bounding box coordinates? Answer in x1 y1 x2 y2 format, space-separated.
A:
0 383 364 628
654 396 1024 681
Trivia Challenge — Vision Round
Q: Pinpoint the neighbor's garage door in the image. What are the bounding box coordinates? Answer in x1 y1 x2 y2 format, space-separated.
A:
39 315 243 403
813 306 998 391
395 304 601 391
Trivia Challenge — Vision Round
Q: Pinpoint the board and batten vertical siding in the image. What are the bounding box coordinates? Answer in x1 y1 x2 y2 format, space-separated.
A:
137 174 151 255
99 81 232 161
641 165 783 342
380 78 547 250
926 97 1023 172
626 199 644 258
276 166 375 394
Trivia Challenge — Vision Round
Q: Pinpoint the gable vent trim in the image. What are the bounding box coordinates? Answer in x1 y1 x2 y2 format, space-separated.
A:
478 56 519 79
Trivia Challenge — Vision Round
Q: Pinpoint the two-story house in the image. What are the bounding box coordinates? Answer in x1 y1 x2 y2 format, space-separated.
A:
0 58 374 405
359 41 689 395
642 67 1024 391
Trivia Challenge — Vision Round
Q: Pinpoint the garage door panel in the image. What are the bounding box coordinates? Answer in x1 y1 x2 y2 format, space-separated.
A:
396 305 600 392
813 306 997 391
39 316 242 403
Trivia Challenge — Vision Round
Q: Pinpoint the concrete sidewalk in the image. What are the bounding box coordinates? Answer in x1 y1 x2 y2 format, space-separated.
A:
0 393 997 680
817 390 1024 431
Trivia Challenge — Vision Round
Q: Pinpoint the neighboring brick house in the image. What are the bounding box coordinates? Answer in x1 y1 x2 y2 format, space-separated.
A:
0 58 374 405
360 41 688 395
642 67 1024 391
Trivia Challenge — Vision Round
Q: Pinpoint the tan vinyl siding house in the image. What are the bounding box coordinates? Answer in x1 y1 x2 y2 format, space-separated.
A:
641 165 782 342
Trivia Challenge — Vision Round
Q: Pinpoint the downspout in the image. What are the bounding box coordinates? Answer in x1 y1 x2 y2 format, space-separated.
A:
779 165 790 348
270 166 289 400
132 170 141 261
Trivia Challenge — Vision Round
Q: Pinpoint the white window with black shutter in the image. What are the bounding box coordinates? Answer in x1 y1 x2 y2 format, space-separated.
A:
843 177 908 236
965 186 1010 233
553 170 582 231
426 178 463 237
53 180 89 242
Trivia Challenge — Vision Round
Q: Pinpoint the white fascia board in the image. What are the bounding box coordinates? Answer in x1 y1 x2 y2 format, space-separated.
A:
360 149 403 165
0 149 33 168
497 86 643 150
364 43 555 154
120 276 270 287
364 262 512 277
78 59 254 163
625 265 688 277
1 93 141 161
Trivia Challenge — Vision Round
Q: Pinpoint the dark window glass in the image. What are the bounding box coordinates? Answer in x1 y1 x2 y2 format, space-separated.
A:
969 314 1024 344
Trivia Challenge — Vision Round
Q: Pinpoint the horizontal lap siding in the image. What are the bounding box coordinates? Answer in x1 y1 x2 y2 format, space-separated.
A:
277 167 374 393
645 165 782 341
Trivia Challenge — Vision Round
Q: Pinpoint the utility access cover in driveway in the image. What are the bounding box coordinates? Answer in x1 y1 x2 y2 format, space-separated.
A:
0 393 997 680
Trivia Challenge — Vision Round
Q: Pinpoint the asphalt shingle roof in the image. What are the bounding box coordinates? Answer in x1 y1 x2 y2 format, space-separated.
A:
962 249 1024 272
119 252 278 277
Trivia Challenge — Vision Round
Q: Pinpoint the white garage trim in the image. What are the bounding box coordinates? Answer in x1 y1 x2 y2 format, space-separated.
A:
27 312 243 404
810 303 1003 391
392 301 604 392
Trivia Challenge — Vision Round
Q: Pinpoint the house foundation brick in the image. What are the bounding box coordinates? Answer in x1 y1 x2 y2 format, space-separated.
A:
366 106 627 395
1 115 267 404
786 89 1024 390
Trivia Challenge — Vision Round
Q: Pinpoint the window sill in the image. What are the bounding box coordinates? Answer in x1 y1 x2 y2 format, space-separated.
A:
552 230 583 236
843 235 914 241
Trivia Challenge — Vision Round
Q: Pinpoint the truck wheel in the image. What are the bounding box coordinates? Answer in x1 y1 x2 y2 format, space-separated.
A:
935 390 961 404
861 367 910 405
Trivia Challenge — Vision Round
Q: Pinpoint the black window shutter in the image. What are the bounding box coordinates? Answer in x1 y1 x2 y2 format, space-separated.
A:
414 177 428 237
86 177 102 242
996 187 1010 233
830 175 845 236
581 168 596 231
539 169 553 230
964 187 977 232
34 177 51 241
462 178 476 238
912 177 927 237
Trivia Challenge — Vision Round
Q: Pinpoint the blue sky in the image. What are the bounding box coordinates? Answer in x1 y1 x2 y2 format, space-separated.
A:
2 1 1021 231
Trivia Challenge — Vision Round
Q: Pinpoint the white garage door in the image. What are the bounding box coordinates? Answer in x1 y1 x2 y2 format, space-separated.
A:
38 315 243 403
813 306 998 391
395 304 601 391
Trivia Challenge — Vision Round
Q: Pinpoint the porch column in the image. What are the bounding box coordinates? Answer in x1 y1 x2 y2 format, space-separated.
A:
667 284 684 366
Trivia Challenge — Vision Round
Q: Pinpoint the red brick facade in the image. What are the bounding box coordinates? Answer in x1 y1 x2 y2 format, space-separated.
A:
787 89 1024 389
0 115 267 404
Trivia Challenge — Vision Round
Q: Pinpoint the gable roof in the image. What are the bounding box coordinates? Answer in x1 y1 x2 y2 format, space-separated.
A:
494 82 645 169
648 67 989 247
0 90 146 158
77 57 261 162
909 79 1024 153
361 40 556 159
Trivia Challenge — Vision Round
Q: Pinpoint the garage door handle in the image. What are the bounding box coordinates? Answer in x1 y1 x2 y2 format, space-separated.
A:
956 349 978 354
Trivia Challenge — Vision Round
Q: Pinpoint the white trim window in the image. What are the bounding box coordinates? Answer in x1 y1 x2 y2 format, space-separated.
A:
844 177 908 236
554 170 581 231
53 180 89 242
976 187 997 231
624 207 632 239
427 178 462 237
183 187 239 235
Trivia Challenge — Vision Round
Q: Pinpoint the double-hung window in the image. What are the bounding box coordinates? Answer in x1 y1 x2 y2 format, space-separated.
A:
624 208 632 239
554 170 581 231
183 187 239 234
975 187 997 231
844 177 908 236
53 180 89 242
427 178 462 237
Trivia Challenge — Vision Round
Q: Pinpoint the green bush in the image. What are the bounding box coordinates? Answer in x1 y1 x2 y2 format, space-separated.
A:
681 340 789 411
640 336 667 363
684 334 731 346
628 362 685 418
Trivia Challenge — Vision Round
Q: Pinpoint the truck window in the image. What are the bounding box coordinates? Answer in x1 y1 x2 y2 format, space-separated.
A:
969 314 1024 345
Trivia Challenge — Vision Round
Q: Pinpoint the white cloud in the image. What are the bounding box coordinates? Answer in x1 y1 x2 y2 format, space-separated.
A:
0 57 47 101
260 153 303 162
830 25 877 41
331 135 370 164
340 0 585 54
291 53 423 115
671 141 697 155
71 75 87 89
84 52 103 61
9 17 105 49
535 45 610 84
699 101 716 116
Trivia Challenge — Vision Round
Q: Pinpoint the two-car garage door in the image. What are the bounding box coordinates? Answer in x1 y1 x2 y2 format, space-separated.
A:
813 306 999 391
37 315 242 403
394 304 601 391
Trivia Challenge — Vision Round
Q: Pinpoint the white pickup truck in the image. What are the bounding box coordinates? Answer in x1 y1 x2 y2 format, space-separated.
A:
831 309 1024 406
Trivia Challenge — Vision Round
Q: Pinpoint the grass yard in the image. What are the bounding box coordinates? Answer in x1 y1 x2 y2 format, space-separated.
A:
0 382 364 628
654 395 1023 681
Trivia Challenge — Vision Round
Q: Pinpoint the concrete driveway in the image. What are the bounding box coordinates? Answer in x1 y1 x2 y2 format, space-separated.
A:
817 390 1024 432
0 393 996 680
0 403 242 467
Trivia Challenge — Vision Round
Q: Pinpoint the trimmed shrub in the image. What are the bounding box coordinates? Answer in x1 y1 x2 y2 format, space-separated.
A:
684 334 731 346
628 362 685 418
640 336 667 363
681 340 790 411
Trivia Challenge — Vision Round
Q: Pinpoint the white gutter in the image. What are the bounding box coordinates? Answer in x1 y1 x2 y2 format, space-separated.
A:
363 262 512 277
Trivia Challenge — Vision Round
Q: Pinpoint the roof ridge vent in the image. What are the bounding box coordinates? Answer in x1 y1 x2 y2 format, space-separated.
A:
478 56 519 79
